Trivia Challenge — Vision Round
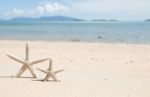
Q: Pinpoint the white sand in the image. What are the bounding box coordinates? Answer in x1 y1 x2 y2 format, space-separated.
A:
0 40 150 97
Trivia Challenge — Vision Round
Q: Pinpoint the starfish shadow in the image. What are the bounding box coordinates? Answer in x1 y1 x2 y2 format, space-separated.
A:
0 75 14 78
0 75 36 79
31 79 60 82
16 76 36 79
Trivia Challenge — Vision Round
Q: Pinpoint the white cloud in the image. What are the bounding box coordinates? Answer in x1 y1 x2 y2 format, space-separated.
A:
5 9 24 17
4 3 69 18
37 3 69 14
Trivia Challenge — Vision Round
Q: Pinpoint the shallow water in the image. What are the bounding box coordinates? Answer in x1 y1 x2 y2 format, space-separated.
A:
0 21 150 43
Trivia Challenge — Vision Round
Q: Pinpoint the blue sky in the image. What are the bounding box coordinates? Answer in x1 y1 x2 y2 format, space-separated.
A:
0 0 150 20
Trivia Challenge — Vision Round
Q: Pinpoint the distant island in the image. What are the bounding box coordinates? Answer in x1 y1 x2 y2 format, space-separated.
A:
0 16 149 22
144 19 150 22
0 19 4 21
92 19 118 22
0 16 84 22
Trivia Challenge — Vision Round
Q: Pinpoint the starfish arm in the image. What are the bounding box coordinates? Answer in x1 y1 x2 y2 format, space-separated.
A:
30 58 49 65
6 54 25 64
16 65 27 77
51 74 58 81
25 41 29 61
54 69 65 74
28 66 37 78
43 74 50 81
36 68 48 74
48 58 52 71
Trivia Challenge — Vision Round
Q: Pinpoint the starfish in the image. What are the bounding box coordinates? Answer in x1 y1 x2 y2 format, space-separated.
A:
6 41 49 78
37 58 64 81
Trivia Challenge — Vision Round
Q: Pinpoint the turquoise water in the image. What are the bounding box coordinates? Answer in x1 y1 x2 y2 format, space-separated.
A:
0 21 150 43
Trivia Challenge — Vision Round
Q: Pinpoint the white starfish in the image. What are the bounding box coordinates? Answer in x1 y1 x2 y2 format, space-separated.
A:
6 41 49 78
37 58 64 81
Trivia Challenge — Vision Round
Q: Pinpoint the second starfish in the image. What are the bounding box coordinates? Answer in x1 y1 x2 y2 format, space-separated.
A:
37 58 65 81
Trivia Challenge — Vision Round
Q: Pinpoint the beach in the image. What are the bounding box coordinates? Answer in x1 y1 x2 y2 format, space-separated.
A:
0 40 150 97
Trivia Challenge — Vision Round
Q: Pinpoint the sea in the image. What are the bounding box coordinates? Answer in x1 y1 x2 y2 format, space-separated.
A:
0 21 150 43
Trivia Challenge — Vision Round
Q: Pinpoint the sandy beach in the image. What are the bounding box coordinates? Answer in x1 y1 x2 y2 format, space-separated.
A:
0 40 150 97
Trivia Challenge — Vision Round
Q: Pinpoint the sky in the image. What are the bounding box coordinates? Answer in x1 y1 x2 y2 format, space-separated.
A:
0 0 150 20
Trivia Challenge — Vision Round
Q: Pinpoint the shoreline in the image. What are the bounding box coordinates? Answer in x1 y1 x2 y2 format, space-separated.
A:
0 39 150 45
